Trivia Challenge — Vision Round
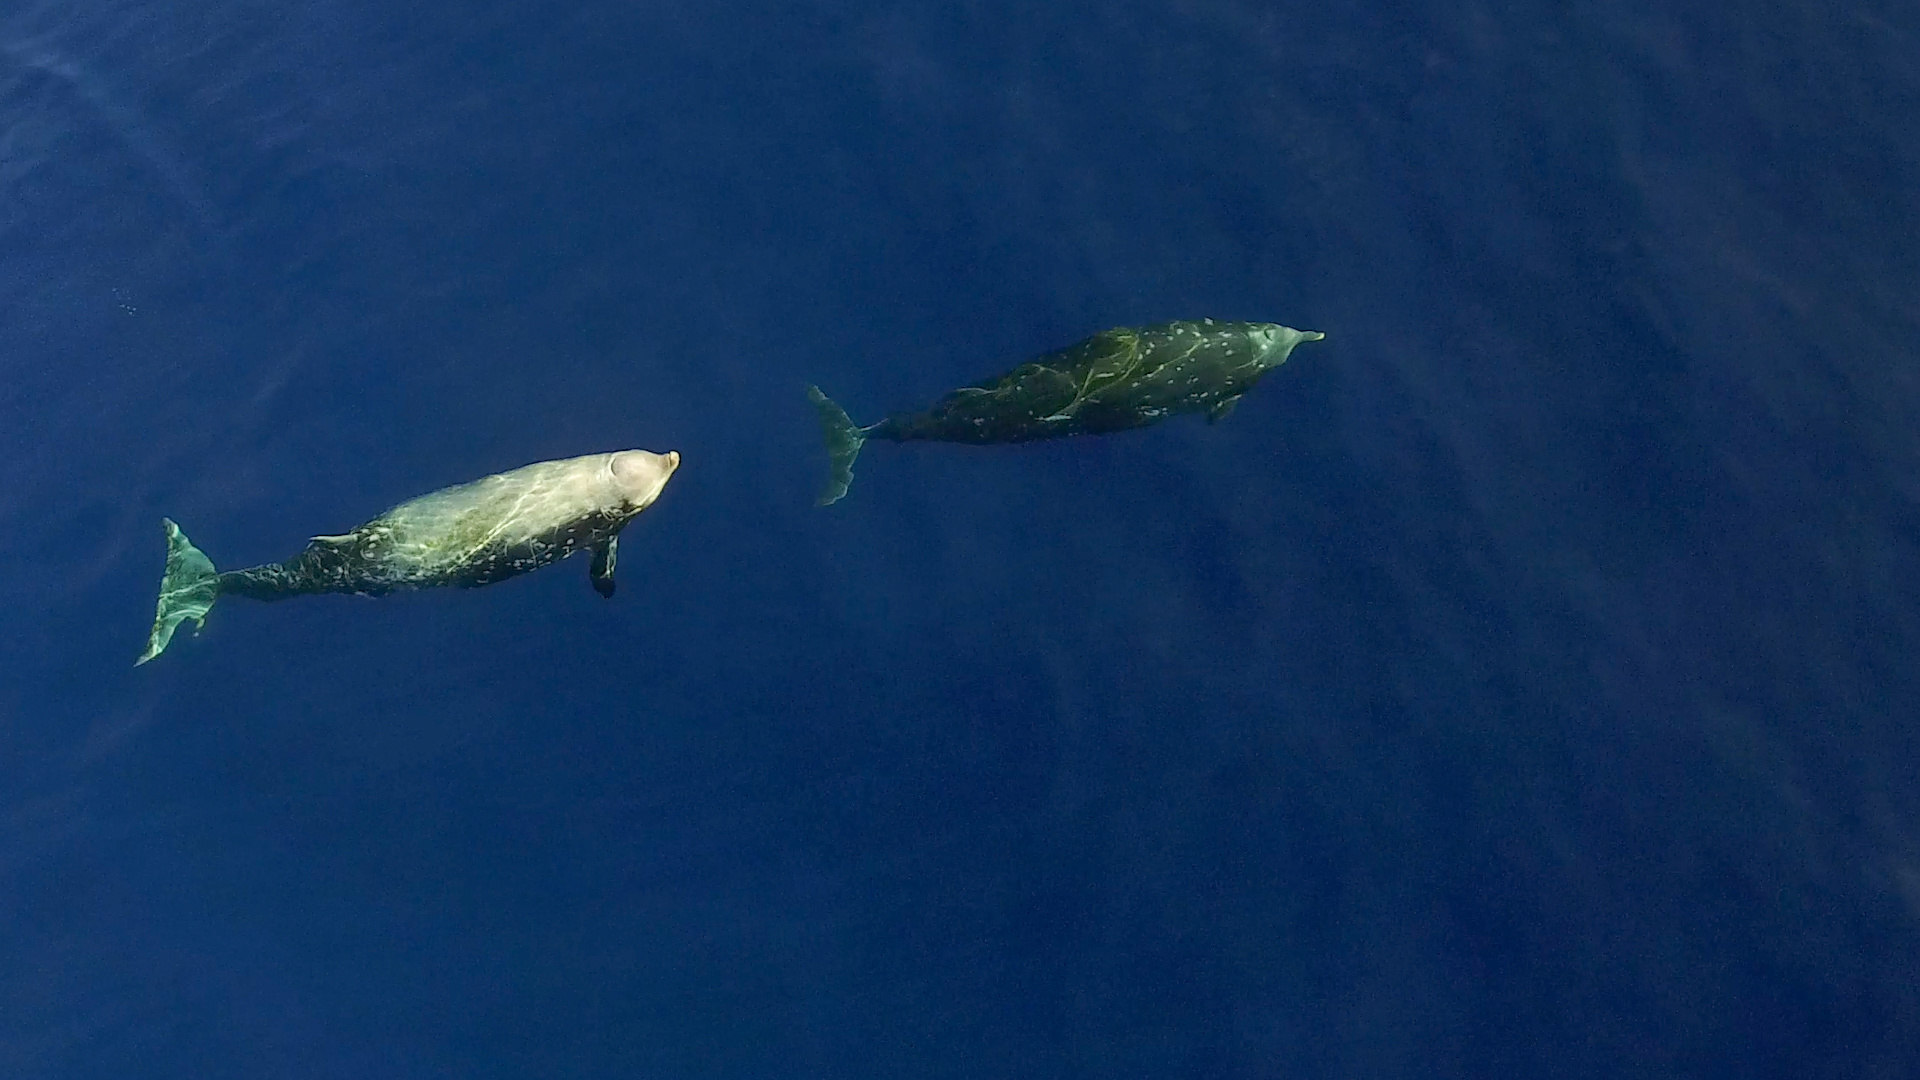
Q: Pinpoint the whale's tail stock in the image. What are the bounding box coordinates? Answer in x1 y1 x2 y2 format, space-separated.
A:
805 385 868 506
137 518 219 666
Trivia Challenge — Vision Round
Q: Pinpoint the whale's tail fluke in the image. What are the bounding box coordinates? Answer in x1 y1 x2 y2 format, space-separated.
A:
806 385 868 506
137 518 220 666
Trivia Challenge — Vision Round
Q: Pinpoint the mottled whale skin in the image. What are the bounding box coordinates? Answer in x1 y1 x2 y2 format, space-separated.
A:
805 318 1322 504
138 449 681 665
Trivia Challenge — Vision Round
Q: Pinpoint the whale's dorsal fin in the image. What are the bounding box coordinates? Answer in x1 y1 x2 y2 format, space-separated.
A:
589 536 618 599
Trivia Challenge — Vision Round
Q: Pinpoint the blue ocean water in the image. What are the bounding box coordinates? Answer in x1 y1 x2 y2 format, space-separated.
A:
3 0 1917 1076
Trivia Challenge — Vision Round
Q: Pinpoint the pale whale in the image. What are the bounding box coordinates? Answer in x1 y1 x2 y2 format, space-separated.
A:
138 449 681 665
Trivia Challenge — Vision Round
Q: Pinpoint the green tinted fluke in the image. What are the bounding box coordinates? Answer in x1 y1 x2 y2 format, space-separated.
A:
138 518 220 665
806 385 868 506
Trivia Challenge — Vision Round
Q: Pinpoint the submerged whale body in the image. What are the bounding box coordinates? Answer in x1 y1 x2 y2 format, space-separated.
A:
805 318 1323 504
138 449 681 665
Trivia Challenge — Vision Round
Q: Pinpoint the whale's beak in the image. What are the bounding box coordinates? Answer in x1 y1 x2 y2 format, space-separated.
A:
1255 325 1325 366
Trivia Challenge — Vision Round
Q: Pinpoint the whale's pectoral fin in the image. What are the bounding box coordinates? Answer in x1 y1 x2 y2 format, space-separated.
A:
1206 395 1242 424
309 532 358 544
589 536 618 599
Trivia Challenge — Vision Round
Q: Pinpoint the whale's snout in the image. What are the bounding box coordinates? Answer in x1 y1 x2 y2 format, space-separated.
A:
611 449 681 508
1251 324 1324 367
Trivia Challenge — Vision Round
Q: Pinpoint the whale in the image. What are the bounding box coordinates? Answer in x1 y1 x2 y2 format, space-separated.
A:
138 448 681 665
804 319 1322 504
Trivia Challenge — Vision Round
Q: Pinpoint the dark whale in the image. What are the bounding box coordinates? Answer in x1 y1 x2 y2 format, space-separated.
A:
804 319 1322 504
138 449 681 664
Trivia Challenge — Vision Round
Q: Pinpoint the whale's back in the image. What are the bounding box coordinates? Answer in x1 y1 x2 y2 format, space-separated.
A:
365 456 625 584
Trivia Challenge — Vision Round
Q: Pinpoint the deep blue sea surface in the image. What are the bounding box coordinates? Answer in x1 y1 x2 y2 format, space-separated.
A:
4 1 1917 1076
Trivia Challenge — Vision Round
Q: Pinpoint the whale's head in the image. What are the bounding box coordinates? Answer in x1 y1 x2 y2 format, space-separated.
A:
609 449 681 513
1249 324 1326 369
